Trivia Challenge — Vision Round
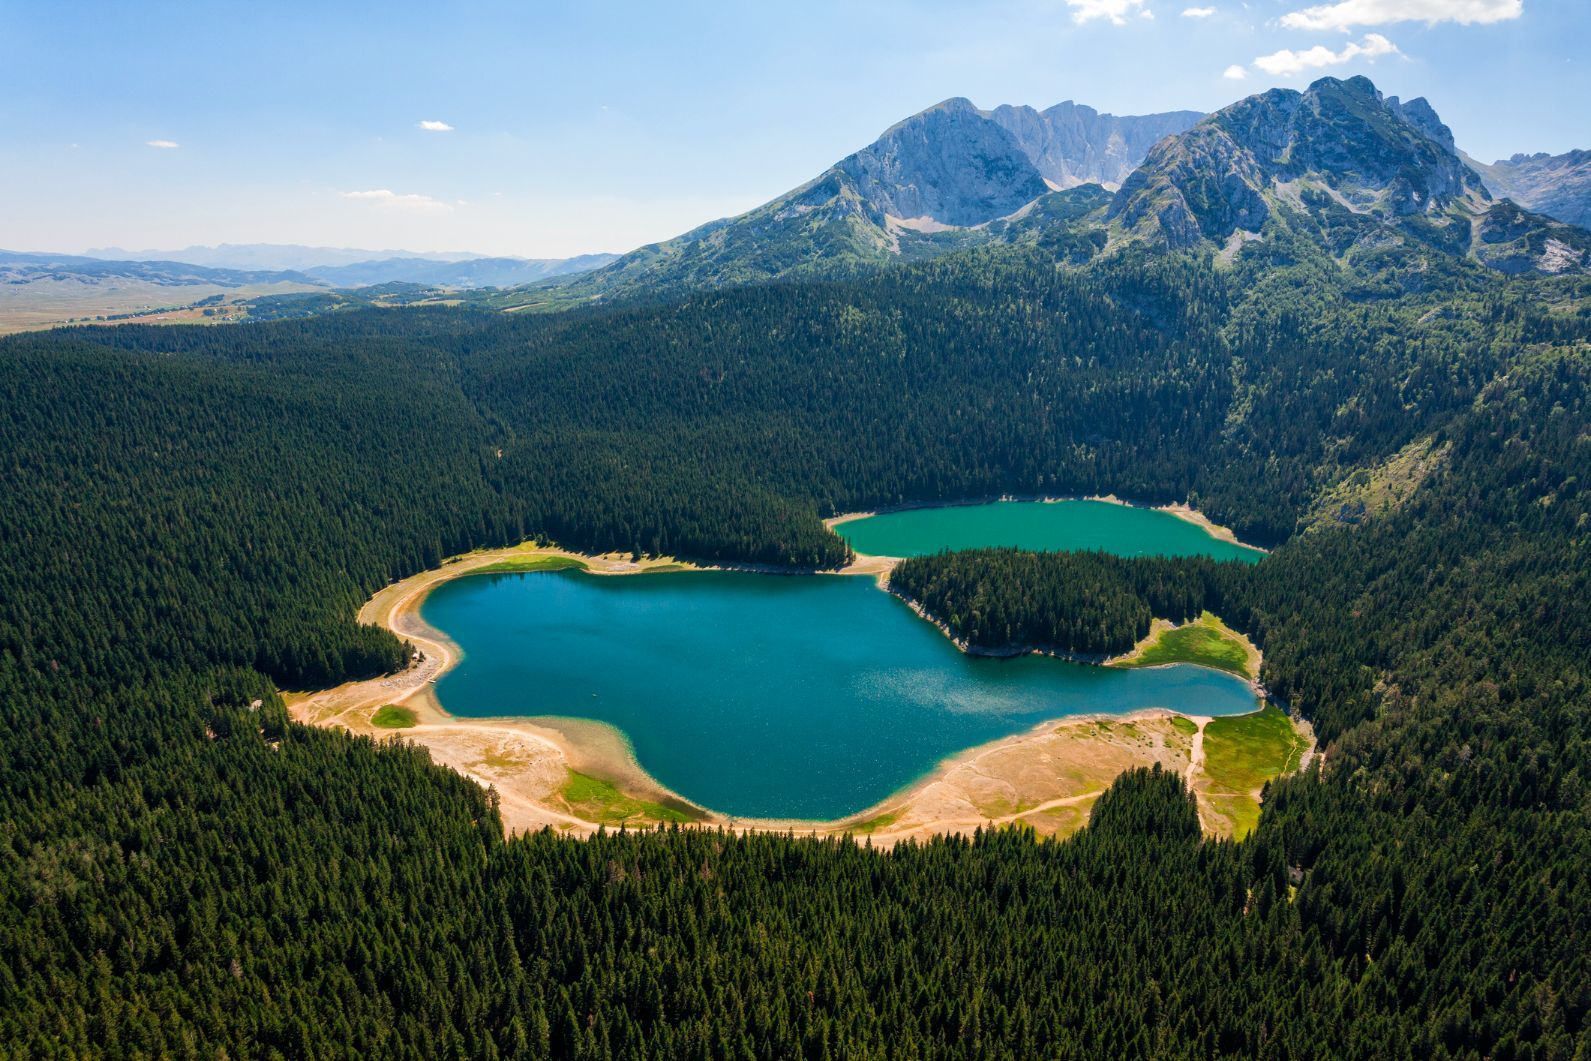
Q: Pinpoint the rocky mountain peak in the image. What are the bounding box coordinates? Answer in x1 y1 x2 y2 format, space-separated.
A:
1109 75 1488 250
988 100 1203 190
1385 95 1455 153
841 99 1050 226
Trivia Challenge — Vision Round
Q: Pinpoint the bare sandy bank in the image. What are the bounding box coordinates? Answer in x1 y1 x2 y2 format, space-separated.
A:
1155 502 1268 553
287 538 1302 844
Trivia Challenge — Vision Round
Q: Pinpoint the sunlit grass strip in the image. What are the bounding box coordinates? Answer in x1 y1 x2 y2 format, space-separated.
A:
560 771 697 825
371 704 418 728
472 555 589 575
1115 612 1254 678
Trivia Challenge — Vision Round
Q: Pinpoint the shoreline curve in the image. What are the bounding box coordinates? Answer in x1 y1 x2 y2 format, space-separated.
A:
288 500 1292 843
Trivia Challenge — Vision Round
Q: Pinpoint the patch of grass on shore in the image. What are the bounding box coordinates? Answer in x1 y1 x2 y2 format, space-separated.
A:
1200 706 1308 837
848 809 902 835
370 704 418 729
1169 715 1199 737
1203 705 1307 793
473 555 588 575
1117 612 1253 678
560 771 697 825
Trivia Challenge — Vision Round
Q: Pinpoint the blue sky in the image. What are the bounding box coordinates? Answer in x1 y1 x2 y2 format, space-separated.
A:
2 0 1585 258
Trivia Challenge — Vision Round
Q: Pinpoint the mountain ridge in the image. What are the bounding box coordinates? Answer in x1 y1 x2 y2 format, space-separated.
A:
531 78 1586 307
546 96 1205 301
1105 76 1588 277
1465 148 1591 229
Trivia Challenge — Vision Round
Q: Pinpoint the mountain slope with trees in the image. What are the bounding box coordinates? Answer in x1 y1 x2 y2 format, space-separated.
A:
1 223 1588 1052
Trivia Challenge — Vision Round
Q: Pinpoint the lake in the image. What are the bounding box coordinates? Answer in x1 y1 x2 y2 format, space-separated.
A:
423 569 1258 820
834 499 1265 562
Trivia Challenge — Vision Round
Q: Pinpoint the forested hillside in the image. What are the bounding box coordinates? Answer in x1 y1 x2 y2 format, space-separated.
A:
1 243 1587 1054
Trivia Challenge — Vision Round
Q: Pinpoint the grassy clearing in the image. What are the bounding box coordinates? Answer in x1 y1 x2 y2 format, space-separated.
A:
1198 705 1309 837
847 809 902 834
472 555 589 575
1308 435 1450 531
1169 715 1199 737
1203 792 1261 839
559 771 697 825
1116 612 1255 678
370 704 418 729
1203 705 1308 793
1202 709 1304 801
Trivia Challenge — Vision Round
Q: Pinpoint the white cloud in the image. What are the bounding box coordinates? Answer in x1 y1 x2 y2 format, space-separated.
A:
1252 32 1400 75
1280 0 1520 31
1065 0 1150 25
146 139 179 149
1183 6 1217 16
417 120 454 132
1223 64 1249 78
341 189 453 213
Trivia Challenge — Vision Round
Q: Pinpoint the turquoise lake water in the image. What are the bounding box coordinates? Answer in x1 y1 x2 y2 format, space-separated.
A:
423 570 1259 820
835 499 1265 562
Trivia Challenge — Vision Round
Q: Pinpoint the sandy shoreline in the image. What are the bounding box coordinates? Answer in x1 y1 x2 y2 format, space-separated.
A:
288 498 1284 842
1155 501 1267 551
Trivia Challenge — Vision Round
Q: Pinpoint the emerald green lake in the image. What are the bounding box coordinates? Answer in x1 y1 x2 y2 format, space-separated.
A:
423 570 1259 820
835 500 1265 562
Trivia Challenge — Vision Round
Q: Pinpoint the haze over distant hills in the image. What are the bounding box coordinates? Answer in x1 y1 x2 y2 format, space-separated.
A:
300 253 620 289
83 244 488 272
1464 150 1591 230
77 243 621 286
0 244 621 331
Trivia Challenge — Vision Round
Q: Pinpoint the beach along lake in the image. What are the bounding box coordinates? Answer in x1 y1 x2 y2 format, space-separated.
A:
834 499 1266 561
423 569 1258 820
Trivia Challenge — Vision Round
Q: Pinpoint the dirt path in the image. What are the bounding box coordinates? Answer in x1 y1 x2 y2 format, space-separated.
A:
864 790 1106 840
1185 717 1210 832
1185 718 1207 790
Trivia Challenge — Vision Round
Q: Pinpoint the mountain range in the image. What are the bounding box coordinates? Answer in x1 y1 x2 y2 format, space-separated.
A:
298 253 619 288
83 243 487 271
1465 149 1591 229
23 246 619 289
1109 76 1589 277
0 246 621 331
9 80 1590 328
560 98 1202 298
0 250 320 288
546 77 1588 305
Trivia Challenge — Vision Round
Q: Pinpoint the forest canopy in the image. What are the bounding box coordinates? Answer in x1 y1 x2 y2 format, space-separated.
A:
0 248 1587 1055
